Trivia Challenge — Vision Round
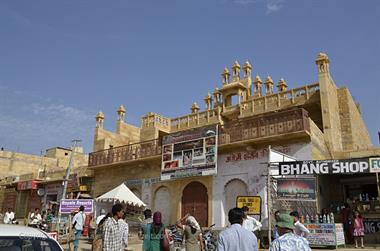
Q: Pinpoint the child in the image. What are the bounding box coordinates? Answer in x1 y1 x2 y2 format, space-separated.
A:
352 210 365 248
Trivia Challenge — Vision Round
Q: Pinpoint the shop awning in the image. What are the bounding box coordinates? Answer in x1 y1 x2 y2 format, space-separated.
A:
95 183 146 207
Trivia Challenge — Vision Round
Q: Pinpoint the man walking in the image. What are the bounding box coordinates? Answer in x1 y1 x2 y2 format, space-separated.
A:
241 206 262 234
103 203 124 251
269 213 311 251
290 211 310 238
72 206 86 251
217 207 258 251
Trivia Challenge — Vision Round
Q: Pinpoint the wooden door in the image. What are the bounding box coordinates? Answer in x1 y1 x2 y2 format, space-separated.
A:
182 182 208 227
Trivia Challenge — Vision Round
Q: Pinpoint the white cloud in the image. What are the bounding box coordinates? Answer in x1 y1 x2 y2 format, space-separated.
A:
0 87 94 154
231 0 285 14
233 0 259 5
266 0 285 14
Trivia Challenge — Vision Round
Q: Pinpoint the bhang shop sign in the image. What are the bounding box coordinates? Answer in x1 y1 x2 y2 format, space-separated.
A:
279 157 380 175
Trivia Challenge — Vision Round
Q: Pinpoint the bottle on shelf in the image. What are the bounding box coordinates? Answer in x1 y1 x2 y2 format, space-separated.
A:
316 213 320 224
330 212 335 224
305 214 310 224
323 214 327 223
300 215 305 224
311 215 314 223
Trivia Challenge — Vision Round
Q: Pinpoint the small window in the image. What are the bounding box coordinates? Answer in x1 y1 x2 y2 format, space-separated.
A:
109 145 113 148
64 152 68 156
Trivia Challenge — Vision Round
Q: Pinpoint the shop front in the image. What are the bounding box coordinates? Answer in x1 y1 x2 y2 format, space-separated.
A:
278 157 380 245
16 180 41 218
42 182 63 213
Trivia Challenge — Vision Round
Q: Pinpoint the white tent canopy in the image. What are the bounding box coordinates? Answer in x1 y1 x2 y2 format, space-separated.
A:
96 183 146 207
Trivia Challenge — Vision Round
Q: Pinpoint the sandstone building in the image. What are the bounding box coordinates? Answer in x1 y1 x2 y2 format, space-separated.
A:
88 53 379 233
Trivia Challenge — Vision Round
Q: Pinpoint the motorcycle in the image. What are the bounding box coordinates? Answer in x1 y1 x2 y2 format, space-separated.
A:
167 224 184 251
202 224 217 251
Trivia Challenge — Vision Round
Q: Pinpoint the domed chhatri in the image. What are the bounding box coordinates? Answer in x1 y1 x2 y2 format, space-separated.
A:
191 102 200 113
117 105 126 113
277 78 288 92
96 111 105 120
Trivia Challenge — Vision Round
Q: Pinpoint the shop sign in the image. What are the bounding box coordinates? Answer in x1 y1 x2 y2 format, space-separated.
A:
369 157 380 173
364 218 380 234
45 183 62 195
59 199 93 214
17 180 38 190
277 178 316 200
161 125 218 180
305 223 345 247
236 196 261 215
279 157 379 175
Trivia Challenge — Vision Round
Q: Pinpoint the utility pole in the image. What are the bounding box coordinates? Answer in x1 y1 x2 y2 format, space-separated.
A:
56 139 81 238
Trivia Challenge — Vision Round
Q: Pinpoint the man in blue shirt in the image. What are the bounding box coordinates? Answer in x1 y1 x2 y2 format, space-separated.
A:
269 213 311 251
217 207 258 251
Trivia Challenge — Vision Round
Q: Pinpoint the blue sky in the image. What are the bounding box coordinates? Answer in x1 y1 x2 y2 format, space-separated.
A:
0 0 379 155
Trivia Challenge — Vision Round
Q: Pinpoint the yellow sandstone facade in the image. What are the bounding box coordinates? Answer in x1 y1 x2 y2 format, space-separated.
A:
89 53 378 227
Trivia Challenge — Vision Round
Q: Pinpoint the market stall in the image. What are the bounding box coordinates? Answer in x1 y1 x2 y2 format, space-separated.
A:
95 183 146 212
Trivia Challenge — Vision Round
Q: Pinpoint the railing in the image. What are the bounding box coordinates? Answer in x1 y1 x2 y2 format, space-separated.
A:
170 108 220 131
219 108 310 145
88 139 161 167
240 83 320 117
141 113 171 131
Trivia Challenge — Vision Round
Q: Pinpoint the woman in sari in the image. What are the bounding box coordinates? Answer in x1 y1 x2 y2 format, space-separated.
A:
143 211 170 251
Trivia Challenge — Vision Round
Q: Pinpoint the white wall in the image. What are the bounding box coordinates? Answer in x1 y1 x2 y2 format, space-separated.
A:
212 142 311 229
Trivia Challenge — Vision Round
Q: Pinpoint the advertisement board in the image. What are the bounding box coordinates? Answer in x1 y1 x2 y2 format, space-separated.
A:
278 157 379 175
305 223 345 247
277 178 316 200
236 196 261 215
59 199 93 214
161 125 218 180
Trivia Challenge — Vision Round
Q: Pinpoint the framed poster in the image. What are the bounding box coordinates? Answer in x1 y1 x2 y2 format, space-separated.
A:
161 125 218 180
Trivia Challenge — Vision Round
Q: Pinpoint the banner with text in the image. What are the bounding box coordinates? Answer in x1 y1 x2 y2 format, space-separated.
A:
279 157 380 175
59 199 93 214
161 125 218 180
277 178 316 200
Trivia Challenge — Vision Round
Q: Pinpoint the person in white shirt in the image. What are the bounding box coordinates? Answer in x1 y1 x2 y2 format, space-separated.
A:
3 208 13 224
30 208 42 225
96 209 106 225
241 206 262 234
290 211 310 238
118 216 129 250
72 206 86 251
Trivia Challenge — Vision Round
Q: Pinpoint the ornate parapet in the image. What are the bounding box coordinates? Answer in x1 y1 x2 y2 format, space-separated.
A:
89 139 161 167
141 112 171 131
239 83 319 118
219 108 310 145
170 107 221 132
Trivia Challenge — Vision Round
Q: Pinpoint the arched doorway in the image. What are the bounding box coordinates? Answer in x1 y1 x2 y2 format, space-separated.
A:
224 179 248 222
182 181 208 227
153 186 171 226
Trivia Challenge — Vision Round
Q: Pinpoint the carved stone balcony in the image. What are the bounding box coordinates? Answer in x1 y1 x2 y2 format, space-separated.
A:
89 139 161 167
89 109 311 168
219 108 310 145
